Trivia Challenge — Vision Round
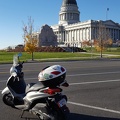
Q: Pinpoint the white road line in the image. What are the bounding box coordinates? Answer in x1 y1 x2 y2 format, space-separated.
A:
68 101 120 114
67 71 120 77
1 78 120 92
69 79 120 85
0 77 37 83
1 70 120 83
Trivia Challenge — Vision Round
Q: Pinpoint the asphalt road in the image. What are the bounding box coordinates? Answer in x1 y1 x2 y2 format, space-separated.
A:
1 60 120 120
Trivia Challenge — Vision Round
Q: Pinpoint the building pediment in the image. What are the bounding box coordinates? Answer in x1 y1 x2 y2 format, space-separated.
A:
104 20 120 28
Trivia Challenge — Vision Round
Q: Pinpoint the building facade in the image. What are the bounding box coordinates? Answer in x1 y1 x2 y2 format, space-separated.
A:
51 0 120 47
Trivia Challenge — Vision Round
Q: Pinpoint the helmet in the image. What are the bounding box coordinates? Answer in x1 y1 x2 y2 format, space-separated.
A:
38 65 66 87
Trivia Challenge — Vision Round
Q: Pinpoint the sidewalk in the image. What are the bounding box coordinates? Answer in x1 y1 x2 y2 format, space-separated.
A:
81 52 120 57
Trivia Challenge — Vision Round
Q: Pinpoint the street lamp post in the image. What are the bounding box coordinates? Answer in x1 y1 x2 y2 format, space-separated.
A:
90 39 93 58
72 37 74 53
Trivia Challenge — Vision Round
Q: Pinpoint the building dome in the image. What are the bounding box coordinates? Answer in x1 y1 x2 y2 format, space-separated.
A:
59 0 80 25
62 0 77 6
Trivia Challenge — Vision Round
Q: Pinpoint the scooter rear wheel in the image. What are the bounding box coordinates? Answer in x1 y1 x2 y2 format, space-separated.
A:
2 93 14 107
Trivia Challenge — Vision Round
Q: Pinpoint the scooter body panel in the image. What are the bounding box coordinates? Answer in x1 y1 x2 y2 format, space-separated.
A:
24 91 52 102
2 87 9 95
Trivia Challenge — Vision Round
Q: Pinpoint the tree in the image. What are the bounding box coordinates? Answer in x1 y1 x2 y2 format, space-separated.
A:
94 21 113 58
23 17 38 61
82 40 90 48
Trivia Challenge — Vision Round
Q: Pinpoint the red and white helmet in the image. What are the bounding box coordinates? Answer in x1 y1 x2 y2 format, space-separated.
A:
38 65 66 87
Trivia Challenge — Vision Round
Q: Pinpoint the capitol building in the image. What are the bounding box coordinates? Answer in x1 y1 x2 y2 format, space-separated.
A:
51 0 120 47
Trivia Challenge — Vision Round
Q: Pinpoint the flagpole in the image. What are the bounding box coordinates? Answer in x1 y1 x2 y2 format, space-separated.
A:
106 8 109 20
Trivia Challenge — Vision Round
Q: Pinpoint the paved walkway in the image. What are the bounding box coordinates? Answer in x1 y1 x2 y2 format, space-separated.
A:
81 52 120 57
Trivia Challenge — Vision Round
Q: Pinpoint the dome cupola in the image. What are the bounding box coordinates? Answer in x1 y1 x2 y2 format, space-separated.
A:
59 0 80 25
62 0 77 6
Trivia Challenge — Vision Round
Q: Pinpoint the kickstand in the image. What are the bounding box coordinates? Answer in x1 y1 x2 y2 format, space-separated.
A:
20 110 25 118
20 110 31 120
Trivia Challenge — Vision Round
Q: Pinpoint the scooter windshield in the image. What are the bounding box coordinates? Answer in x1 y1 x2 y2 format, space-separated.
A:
13 54 19 66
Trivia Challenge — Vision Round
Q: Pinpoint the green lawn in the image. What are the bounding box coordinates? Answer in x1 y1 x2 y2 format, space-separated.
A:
0 52 98 63
0 50 120 63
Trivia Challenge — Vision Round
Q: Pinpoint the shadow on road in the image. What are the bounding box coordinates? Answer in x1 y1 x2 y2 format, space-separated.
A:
68 113 120 120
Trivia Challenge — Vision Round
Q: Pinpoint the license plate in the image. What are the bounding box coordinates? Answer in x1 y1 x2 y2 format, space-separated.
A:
57 98 67 107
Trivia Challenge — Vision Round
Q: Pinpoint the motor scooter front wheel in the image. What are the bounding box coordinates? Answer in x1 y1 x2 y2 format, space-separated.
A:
2 93 14 107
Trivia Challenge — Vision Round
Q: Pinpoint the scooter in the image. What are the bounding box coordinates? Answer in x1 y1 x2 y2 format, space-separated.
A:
1 54 70 120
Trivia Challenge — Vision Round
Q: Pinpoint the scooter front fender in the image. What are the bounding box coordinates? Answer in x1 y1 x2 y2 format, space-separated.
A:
1 87 10 95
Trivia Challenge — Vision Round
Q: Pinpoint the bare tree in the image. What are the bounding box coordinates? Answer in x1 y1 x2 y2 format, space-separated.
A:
23 17 38 61
94 21 112 58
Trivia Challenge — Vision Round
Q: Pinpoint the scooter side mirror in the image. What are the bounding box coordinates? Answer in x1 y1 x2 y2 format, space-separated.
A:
18 53 22 57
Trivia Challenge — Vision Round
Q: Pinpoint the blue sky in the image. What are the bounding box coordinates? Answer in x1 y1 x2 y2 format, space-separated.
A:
0 0 120 49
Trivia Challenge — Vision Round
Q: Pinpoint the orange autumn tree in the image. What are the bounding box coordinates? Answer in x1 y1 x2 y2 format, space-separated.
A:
23 17 38 61
94 22 113 58
94 38 113 52
82 40 90 48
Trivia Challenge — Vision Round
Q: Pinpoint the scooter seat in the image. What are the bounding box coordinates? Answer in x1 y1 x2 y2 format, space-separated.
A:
26 83 45 93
